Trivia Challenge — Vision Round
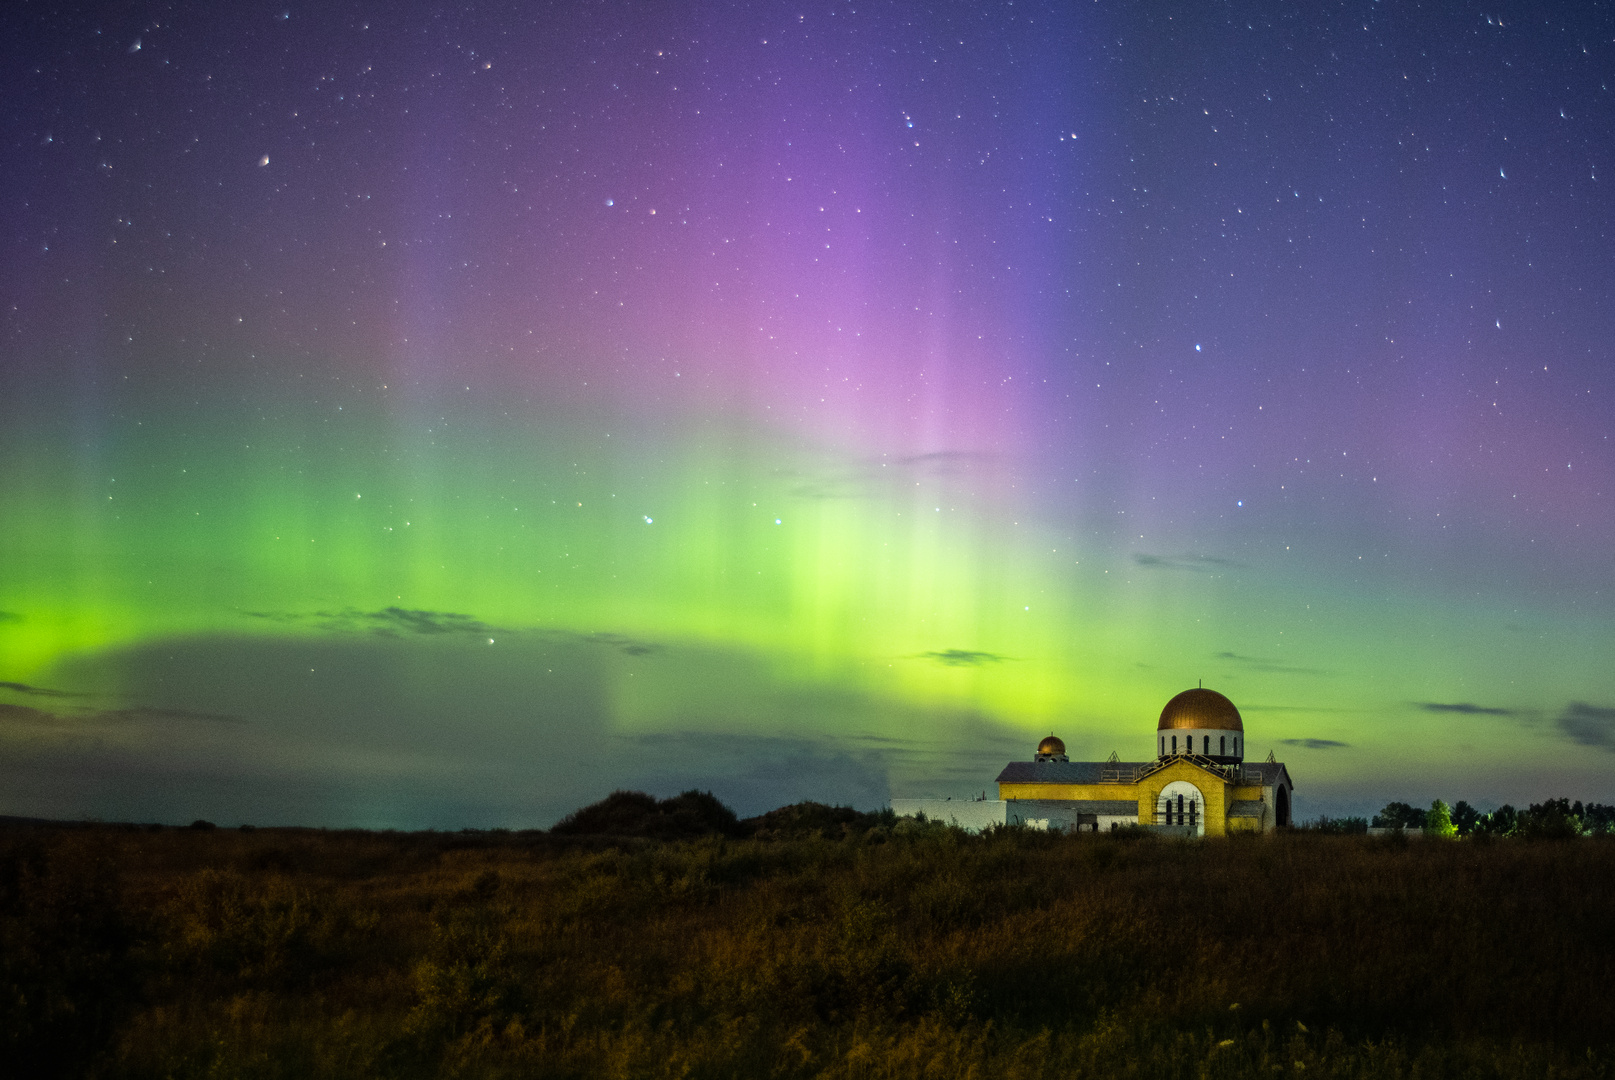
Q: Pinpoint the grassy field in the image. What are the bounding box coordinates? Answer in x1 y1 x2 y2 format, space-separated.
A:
4 810 1613 1079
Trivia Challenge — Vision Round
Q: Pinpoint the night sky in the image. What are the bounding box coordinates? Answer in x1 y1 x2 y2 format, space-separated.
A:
3 1 1613 827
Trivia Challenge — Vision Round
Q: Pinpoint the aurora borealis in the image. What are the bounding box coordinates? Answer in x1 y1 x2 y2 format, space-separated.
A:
3 1 1613 827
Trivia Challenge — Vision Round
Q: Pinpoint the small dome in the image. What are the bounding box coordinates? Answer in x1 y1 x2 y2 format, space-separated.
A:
1037 734 1066 757
1158 688 1243 732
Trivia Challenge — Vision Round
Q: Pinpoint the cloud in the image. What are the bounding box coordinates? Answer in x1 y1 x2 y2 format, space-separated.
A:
1416 702 1516 716
364 607 497 636
1557 702 1615 750
1213 651 1328 676
0 701 238 727
1133 553 1246 572
0 702 59 726
918 649 1009 667
245 606 501 638
0 681 89 699
583 632 660 656
1279 738 1350 750
241 608 665 656
5 625 1040 826
98 706 241 724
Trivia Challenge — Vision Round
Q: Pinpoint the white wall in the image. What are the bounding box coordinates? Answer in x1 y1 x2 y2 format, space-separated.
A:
891 799 1007 832
1156 729 1243 759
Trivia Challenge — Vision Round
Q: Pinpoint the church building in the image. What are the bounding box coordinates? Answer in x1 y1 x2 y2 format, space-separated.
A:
893 687 1294 835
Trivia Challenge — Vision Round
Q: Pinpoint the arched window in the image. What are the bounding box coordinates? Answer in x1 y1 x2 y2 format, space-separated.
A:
1203 735 1210 755
1160 736 1165 756
1171 735 1177 753
1220 735 1227 756
1159 781 1204 833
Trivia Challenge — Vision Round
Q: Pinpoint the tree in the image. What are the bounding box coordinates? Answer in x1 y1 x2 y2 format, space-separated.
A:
1517 799 1582 840
1584 803 1615 835
1450 800 1482 835
1372 801 1427 830
1426 799 1457 838
1476 804 1518 835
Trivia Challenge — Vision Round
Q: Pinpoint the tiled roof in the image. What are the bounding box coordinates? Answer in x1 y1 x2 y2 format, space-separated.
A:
995 760 1144 784
1237 762 1291 787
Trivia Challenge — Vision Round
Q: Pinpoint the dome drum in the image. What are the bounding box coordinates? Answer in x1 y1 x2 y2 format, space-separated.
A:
1159 727 1243 764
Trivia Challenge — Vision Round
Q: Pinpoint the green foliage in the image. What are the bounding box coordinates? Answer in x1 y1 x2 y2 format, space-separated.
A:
1368 797 1615 839
1305 815 1368 834
1517 799 1584 840
1582 802 1615 835
1475 804 1519 835
405 897 523 1045
4 809 1615 1077
167 868 318 980
1451 800 1483 835
1372 802 1427 829
1426 799 1458 838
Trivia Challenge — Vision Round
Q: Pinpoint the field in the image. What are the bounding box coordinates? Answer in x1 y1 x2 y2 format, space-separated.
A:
4 811 1613 1079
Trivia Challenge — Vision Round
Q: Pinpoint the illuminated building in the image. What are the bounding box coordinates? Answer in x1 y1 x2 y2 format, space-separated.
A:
893 687 1294 835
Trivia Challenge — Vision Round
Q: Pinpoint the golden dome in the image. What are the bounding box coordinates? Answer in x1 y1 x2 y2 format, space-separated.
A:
1157 688 1243 732
1036 734 1066 756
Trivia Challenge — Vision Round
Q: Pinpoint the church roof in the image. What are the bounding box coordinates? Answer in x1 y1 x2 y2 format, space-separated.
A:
996 759 1290 787
1240 761 1291 786
995 760 1149 784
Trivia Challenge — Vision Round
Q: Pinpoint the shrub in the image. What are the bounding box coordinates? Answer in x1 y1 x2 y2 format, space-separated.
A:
550 788 746 840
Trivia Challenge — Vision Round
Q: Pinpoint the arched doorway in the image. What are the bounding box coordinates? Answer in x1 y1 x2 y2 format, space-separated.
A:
1276 785 1290 827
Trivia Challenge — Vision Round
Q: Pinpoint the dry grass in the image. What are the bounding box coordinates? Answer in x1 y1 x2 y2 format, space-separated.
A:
3 820 1613 1078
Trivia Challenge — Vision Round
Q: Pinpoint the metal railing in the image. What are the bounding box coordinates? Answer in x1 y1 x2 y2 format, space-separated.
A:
1097 754 1269 785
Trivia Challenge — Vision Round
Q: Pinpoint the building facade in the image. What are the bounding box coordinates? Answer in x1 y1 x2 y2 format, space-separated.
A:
893 687 1294 836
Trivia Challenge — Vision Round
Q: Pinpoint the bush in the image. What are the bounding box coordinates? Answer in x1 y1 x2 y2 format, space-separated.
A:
550 788 747 840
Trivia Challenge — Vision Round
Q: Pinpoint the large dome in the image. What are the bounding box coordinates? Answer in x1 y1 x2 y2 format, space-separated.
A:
1157 688 1243 732
1037 735 1066 757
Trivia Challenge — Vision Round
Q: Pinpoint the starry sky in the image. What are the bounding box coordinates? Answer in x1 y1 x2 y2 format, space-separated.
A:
3 0 1614 827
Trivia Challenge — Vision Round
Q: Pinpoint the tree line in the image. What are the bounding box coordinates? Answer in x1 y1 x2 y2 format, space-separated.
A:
1309 798 1615 838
